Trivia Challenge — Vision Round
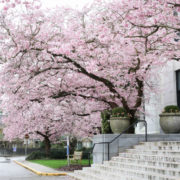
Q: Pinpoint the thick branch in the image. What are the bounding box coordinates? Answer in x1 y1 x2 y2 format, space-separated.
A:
36 131 48 138
50 91 71 99
167 2 180 7
128 58 140 73
47 52 130 111
30 98 43 103
20 48 130 111
51 90 118 108
130 23 180 31
133 78 144 109
73 113 90 117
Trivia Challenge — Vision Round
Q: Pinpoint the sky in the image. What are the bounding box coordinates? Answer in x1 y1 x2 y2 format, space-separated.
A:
42 0 94 10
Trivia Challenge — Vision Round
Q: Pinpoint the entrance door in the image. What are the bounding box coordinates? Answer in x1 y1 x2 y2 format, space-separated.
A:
176 70 180 108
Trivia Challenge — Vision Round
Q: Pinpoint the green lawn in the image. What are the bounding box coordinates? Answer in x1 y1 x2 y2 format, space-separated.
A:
29 159 92 169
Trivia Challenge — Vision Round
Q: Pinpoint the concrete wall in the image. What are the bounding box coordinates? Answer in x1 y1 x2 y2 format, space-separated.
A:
93 134 180 164
93 63 180 164
136 61 180 134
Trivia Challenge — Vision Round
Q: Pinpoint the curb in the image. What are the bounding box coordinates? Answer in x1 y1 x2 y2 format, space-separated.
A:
14 160 67 176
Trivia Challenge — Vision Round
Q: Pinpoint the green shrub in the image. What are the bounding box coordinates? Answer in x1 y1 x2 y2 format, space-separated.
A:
50 149 66 159
101 110 112 134
76 147 92 159
26 148 67 160
164 105 180 113
70 137 77 154
111 107 128 117
26 151 46 160
39 141 45 149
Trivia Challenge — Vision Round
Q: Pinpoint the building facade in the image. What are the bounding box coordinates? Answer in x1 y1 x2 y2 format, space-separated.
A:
136 61 180 134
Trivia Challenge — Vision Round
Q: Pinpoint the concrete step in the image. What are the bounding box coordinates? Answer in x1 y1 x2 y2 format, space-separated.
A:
71 170 141 180
126 149 180 156
70 170 103 180
117 152 180 162
82 165 178 180
70 141 180 180
106 157 180 169
140 141 180 146
95 161 180 177
133 144 180 151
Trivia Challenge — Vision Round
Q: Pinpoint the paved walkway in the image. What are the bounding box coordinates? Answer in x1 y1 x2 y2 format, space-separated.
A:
0 156 73 180
14 157 73 176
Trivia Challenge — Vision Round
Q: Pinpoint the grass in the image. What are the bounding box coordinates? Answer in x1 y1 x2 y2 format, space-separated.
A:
29 159 92 169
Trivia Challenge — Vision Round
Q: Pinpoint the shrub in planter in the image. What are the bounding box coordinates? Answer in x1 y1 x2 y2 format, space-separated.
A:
110 107 130 134
111 107 128 117
163 105 180 113
159 105 180 133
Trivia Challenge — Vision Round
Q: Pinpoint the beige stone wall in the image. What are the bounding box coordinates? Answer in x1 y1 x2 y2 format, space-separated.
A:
136 61 180 134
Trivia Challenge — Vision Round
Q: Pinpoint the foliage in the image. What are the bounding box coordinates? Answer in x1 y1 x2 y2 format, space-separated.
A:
76 147 93 159
39 141 45 149
163 105 180 113
51 143 65 149
111 107 128 118
101 110 112 134
70 137 78 154
49 149 66 159
26 151 46 160
0 0 180 139
26 148 67 160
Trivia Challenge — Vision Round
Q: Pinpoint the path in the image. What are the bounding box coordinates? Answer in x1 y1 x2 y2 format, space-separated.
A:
0 157 72 180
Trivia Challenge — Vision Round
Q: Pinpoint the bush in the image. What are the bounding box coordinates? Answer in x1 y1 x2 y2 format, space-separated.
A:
70 137 77 154
111 107 127 117
26 148 67 160
51 142 65 149
101 110 112 134
164 105 180 113
76 147 92 159
50 149 66 159
26 151 46 160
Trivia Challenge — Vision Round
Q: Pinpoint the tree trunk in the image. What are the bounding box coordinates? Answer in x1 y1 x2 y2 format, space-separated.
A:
127 113 136 134
44 137 51 157
128 125 135 134
36 131 51 157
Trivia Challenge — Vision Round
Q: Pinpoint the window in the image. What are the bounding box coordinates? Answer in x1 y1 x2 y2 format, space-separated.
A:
176 70 180 108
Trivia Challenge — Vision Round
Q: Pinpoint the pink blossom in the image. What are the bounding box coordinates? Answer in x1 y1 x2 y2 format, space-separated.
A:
0 0 179 141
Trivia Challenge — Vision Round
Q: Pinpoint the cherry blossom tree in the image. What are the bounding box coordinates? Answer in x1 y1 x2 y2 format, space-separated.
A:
18 0 179 132
0 54 104 154
0 0 180 147
0 3 105 154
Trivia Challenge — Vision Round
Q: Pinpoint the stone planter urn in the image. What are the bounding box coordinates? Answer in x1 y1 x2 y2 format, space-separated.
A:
110 117 130 134
159 113 180 133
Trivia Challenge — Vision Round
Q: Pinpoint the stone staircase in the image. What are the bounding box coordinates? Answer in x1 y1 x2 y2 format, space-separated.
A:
69 141 180 180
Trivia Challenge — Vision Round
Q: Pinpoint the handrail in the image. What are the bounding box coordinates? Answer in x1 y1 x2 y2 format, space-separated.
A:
91 120 147 161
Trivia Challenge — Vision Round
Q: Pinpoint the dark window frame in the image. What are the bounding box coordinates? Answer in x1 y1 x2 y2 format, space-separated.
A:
176 70 180 108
